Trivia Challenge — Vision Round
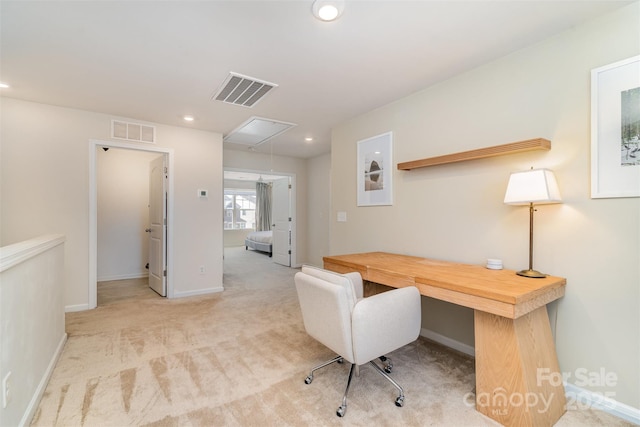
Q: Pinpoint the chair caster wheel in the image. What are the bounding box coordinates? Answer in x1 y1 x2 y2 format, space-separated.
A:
304 375 313 384
395 396 404 407
384 363 393 373
336 405 346 417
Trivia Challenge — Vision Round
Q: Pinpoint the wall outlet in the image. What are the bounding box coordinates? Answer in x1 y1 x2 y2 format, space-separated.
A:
3 371 11 408
199 265 205 274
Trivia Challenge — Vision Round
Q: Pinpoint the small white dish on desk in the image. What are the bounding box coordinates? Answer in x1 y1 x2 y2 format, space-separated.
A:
486 259 503 270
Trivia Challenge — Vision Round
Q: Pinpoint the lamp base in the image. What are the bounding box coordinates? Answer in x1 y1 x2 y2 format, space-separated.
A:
516 269 547 278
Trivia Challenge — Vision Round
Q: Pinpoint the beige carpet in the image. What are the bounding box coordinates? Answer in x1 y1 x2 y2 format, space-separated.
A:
31 247 632 426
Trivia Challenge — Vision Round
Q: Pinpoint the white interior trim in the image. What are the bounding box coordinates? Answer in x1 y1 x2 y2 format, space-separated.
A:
89 139 175 310
421 327 475 357
173 286 224 298
19 333 67 427
564 383 640 425
0 234 65 272
97 272 149 282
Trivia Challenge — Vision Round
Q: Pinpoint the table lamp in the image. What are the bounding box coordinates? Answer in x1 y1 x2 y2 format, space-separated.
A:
504 168 561 278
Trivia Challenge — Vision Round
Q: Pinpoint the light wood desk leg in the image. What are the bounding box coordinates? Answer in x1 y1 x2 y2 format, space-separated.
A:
474 306 566 426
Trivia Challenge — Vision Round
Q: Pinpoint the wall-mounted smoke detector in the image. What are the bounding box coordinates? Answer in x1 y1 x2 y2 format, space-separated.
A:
224 116 296 147
212 72 277 108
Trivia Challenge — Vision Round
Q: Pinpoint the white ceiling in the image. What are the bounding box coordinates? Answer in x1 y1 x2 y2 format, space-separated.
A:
0 1 631 159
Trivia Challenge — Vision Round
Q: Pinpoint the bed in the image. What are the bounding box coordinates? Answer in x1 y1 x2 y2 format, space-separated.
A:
245 230 273 257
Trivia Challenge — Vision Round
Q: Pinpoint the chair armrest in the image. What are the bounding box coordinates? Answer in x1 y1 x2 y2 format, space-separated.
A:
351 286 421 365
344 272 363 300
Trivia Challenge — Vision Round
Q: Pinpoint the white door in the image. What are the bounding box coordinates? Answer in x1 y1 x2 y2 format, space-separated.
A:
272 177 291 267
148 155 167 296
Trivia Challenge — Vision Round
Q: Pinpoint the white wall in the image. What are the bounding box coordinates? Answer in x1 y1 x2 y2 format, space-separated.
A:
223 148 309 265
0 98 224 309
330 3 639 410
97 148 161 281
307 153 331 267
0 235 66 427
224 229 252 248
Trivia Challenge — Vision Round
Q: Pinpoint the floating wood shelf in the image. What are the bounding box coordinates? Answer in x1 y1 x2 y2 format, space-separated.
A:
397 138 551 170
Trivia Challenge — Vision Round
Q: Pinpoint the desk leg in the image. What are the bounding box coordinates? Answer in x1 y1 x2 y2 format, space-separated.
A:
474 306 566 426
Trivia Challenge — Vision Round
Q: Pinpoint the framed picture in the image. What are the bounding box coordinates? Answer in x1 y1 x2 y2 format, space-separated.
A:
591 55 640 198
357 131 393 206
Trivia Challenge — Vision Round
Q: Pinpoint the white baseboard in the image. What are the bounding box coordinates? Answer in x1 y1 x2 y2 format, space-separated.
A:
173 286 224 298
565 383 640 425
97 272 148 282
20 333 67 427
66 283 224 311
65 303 90 312
420 328 475 357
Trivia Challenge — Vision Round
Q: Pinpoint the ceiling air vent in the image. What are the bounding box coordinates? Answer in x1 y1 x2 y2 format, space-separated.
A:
111 120 155 144
224 116 296 147
212 72 277 108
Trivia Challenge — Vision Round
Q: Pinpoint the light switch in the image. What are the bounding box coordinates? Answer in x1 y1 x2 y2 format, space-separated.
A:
337 211 347 222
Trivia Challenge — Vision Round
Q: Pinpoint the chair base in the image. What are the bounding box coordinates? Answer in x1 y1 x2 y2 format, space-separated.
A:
303 355 404 417
304 355 344 384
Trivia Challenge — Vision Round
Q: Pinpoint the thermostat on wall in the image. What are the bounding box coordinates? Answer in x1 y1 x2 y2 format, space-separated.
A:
198 189 208 198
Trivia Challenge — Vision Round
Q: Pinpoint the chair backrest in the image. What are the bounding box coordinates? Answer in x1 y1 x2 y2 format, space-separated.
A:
294 267 360 363
301 265 360 307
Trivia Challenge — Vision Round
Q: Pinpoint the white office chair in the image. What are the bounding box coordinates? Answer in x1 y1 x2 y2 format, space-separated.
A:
294 265 421 417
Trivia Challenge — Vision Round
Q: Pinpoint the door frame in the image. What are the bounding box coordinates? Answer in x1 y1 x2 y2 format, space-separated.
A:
89 139 175 309
223 167 297 267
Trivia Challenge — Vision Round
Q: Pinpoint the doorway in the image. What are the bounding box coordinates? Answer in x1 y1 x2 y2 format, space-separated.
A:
89 139 175 310
223 168 297 267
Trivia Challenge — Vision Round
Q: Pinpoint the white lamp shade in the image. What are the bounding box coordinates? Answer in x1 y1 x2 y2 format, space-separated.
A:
504 168 562 205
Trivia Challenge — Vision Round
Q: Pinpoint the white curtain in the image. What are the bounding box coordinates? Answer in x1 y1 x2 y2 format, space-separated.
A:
256 181 272 231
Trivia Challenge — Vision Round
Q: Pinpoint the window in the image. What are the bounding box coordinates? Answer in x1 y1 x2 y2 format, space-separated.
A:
224 189 256 230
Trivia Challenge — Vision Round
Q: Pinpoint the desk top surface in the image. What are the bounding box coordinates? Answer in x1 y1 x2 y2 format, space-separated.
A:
323 252 566 307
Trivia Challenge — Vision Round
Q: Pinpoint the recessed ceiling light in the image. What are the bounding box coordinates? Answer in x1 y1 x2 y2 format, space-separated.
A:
305 137 313 142
318 5 338 20
183 115 194 122
0 82 9 89
312 0 344 22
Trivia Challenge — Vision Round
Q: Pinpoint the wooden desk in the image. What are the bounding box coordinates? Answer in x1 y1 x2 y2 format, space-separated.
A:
324 252 567 427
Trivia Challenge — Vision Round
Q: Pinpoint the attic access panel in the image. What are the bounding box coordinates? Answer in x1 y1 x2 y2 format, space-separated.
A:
224 116 296 147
